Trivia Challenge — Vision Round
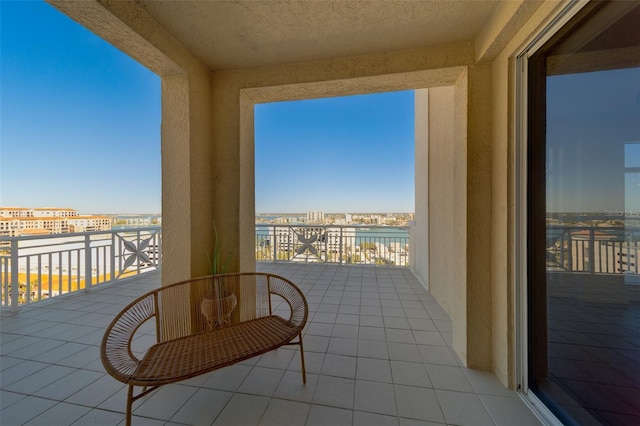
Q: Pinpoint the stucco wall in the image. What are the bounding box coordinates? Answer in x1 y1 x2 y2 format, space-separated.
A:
413 89 429 289
465 63 494 370
426 86 456 316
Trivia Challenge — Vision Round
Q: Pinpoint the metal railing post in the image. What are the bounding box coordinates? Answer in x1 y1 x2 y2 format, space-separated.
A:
272 226 277 262
85 233 92 291
157 230 162 269
10 239 19 312
588 228 596 274
111 232 117 281
339 226 344 265
323 226 327 263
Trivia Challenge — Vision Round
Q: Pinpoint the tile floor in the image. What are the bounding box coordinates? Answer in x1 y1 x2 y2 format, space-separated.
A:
1 263 542 426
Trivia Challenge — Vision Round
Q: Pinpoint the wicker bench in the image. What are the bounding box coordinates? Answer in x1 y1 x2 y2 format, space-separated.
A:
100 273 308 425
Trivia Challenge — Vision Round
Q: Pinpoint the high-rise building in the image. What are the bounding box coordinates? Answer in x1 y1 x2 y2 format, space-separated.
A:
306 210 324 223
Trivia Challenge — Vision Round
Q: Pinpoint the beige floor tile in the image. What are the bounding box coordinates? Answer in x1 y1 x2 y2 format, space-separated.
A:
237 366 286 396
353 411 400 426
328 336 358 356
388 342 423 363
66 373 124 407
273 371 318 402
322 353 357 378
312 375 355 409
426 364 475 393
359 325 387 341
24 402 91 426
435 389 495 425
134 383 198 421
306 404 353 426
358 339 389 359
34 368 103 400
71 408 124 426
169 387 231 425
5 364 75 394
354 380 397 416
0 396 57 426
390 361 431 388
480 394 543 426
418 345 460 366
259 398 311 426
357 357 392 383
213 393 270 426
394 384 445 423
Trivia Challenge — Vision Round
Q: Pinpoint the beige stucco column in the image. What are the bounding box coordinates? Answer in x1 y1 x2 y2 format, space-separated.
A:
162 69 215 284
423 64 493 371
465 63 493 370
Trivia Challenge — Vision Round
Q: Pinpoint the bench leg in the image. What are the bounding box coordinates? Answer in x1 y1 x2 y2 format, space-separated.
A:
298 333 307 384
126 385 133 426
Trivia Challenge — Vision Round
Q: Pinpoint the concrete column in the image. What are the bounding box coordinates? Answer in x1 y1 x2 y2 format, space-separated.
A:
464 63 493 370
161 76 192 285
413 89 429 287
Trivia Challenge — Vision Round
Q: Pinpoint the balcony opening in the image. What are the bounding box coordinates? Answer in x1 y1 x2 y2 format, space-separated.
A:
1 2 161 307
253 91 415 267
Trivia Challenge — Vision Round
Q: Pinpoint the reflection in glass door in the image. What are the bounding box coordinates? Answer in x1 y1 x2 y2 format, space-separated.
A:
528 2 640 424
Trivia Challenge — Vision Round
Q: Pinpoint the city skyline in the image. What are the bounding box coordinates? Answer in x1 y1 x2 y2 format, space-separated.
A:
2 1 415 215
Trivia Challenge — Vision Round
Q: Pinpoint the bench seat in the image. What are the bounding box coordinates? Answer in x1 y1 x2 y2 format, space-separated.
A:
134 315 299 385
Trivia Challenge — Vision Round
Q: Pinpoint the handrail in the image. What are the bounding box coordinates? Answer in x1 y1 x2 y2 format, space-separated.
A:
0 226 161 310
546 225 639 275
255 224 410 266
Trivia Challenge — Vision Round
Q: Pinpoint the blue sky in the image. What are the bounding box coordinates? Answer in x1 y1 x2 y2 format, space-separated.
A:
1 1 161 214
546 68 640 213
1 1 415 215
255 92 415 213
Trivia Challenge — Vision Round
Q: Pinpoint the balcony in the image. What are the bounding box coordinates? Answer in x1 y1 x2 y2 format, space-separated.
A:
2 225 411 310
0 263 540 425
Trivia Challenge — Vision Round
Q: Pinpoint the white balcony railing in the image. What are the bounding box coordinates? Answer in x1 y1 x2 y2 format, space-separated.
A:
256 224 410 266
0 227 161 310
546 225 639 276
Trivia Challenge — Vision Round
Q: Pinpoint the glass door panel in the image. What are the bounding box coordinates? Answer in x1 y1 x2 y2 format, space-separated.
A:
529 3 640 424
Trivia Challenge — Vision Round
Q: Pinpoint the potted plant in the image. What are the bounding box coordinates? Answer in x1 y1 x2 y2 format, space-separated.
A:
201 220 237 329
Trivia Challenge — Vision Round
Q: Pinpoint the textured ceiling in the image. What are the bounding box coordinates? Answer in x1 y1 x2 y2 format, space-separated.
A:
138 0 500 70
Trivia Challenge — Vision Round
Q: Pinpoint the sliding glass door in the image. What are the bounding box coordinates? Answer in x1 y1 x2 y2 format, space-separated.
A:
527 2 640 424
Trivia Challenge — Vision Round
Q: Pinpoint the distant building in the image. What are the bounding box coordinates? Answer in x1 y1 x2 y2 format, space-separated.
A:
0 207 111 237
306 210 324 223
112 214 162 227
68 216 112 232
